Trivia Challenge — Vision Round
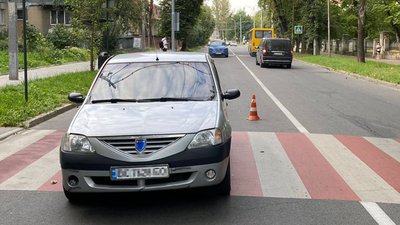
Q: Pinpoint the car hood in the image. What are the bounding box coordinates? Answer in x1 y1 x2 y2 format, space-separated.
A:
69 101 218 137
209 46 227 50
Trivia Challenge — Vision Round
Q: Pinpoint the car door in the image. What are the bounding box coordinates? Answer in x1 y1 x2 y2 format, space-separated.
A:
269 39 291 61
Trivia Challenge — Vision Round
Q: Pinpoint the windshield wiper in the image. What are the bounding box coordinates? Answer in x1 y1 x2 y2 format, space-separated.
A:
92 98 139 104
137 97 205 102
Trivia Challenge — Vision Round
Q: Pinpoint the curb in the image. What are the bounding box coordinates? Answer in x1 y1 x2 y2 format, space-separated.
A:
0 103 77 141
294 59 400 91
0 128 24 141
23 104 77 128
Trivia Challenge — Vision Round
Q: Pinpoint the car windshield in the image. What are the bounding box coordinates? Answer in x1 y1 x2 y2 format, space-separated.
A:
210 41 225 46
90 62 216 102
266 40 291 51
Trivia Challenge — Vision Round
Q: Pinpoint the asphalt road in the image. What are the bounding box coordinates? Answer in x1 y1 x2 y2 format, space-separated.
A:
2 46 400 225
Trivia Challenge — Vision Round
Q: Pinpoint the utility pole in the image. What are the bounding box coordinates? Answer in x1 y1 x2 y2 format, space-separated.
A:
8 1 18 80
292 0 294 46
240 15 242 44
327 0 331 57
23 0 28 102
171 0 175 52
142 0 146 52
260 9 263 28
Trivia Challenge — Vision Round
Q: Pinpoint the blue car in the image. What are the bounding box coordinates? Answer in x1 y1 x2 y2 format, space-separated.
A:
208 40 229 57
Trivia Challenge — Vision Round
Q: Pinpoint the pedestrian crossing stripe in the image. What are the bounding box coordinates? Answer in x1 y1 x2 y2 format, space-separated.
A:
1 129 400 204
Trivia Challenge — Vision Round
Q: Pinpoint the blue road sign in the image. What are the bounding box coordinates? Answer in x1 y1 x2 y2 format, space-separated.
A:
294 26 303 35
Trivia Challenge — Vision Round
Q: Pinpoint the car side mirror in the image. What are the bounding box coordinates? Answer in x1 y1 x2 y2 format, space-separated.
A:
223 89 240 100
68 93 85 103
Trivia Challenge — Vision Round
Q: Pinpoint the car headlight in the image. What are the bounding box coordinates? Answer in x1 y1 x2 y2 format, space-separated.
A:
188 129 223 149
61 133 95 153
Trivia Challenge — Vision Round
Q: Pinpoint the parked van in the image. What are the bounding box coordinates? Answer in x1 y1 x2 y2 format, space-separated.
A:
255 38 292 68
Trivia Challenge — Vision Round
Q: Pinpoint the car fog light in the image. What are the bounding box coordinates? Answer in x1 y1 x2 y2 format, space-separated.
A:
68 176 79 187
205 169 216 179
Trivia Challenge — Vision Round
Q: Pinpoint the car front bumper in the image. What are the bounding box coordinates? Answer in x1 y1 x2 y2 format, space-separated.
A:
209 48 228 56
61 139 231 193
262 58 292 65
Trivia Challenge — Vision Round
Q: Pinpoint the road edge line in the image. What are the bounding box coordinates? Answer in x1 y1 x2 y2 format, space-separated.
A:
230 49 309 133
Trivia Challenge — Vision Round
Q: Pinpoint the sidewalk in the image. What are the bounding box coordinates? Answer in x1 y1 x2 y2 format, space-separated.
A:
0 61 95 88
0 61 94 139
320 52 400 65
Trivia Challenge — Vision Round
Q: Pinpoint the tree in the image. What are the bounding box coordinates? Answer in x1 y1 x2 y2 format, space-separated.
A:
186 5 215 47
229 10 253 42
211 0 231 40
159 0 204 51
357 0 366 62
65 0 111 71
258 0 291 37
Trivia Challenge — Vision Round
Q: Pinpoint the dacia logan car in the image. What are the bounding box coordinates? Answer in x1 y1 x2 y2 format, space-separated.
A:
61 52 240 201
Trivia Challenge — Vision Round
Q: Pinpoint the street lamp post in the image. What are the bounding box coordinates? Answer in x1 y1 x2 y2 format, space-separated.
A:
240 15 242 45
327 0 331 57
171 0 175 52
23 0 28 102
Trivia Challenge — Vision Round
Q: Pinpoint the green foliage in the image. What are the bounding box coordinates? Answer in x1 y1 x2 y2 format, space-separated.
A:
0 29 8 51
0 48 90 75
186 6 215 48
47 24 73 49
295 54 400 85
0 71 97 127
23 24 50 51
159 0 204 50
65 0 111 70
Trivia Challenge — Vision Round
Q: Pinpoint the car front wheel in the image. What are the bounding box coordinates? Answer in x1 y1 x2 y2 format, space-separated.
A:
213 162 231 195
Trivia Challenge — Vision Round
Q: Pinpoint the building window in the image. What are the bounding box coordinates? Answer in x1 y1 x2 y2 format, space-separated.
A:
51 10 71 25
17 10 23 20
0 9 5 25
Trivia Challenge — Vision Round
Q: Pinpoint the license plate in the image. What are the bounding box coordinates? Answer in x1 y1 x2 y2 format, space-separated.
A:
110 165 169 180
274 52 283 55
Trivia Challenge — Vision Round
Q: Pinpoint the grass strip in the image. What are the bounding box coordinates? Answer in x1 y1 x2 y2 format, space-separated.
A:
0 71 97 127
294 54 400 85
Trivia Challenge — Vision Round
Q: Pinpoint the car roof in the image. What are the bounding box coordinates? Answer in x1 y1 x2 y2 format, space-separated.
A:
108 52 209 64
263 38 290 41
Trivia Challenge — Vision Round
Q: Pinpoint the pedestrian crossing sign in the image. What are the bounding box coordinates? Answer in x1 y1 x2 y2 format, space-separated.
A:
294 26 303 34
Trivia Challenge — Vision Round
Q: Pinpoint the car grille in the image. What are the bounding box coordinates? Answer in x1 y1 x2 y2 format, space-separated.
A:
98 134 184 155
91 173 192 186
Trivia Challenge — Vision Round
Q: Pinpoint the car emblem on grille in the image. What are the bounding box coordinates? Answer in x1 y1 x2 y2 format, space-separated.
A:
135 139 147 153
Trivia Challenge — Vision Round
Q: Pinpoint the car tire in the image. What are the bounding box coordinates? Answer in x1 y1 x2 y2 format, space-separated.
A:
225 54 229 58
214 162 231 195
64 188 82 203
287 64 292 69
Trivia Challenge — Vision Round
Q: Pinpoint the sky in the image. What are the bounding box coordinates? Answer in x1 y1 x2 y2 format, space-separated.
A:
204 0 259 16
155 0 260 16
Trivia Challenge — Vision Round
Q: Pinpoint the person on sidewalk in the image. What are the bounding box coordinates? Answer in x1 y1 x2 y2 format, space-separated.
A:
160 37 168 52
376 42 382 59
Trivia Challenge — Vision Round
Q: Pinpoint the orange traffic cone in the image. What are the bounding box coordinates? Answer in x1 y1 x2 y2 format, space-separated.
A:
247 95 261 121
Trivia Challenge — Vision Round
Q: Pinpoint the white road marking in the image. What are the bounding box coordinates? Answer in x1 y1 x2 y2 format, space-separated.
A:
306 133 400 204
249 132 310 198
364 137 400 163
0 147 60 190
0 129 55 161
230 49 309 133
360 202 396 225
